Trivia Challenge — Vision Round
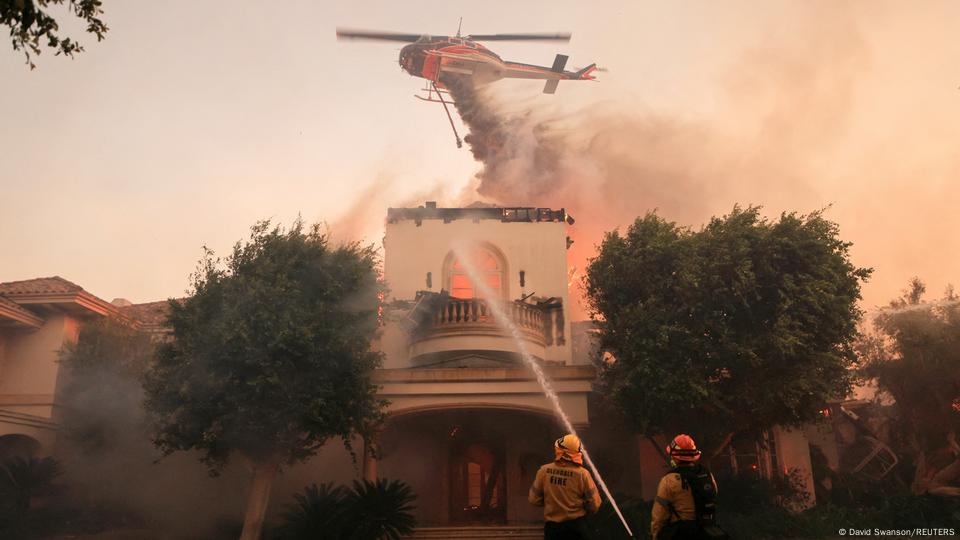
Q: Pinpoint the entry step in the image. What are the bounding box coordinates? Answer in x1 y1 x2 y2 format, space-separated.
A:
407 525 543 539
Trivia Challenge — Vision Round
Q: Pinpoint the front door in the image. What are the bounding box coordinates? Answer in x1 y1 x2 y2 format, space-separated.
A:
449 437 507 523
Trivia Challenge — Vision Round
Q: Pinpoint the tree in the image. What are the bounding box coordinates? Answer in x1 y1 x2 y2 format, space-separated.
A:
59 315 155 454
858 278 960 497
584 206 871 458
143 220 386 540
2 0 108 68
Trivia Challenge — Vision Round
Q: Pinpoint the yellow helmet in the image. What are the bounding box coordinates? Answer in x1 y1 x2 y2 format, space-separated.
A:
554 434 583 465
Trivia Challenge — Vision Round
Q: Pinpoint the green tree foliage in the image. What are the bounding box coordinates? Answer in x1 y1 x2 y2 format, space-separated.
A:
858 279 960 497
1 0 108 68
59 316 155 454
54 316 254 539
143 219 386 539
276 479 417 540
584 206 871 456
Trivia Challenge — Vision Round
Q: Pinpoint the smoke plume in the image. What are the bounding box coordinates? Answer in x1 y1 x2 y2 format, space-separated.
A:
442 5 959 319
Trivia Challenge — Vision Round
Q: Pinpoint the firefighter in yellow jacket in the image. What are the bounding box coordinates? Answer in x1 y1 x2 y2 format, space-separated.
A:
528 434 602 540
651 434 722 540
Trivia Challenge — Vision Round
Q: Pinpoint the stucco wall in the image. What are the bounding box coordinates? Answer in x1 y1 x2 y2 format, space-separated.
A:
0 334 5 380
383 219 573 365
271 436 366 511
0 314 78 419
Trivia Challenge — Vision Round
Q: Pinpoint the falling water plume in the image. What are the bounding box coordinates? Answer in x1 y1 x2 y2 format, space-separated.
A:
452 243 634 538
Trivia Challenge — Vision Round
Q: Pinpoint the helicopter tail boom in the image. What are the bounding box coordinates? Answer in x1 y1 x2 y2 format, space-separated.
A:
573 63 598 80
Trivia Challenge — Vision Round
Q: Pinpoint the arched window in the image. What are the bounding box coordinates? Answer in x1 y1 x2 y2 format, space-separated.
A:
0 434 41 460
446 247 506 299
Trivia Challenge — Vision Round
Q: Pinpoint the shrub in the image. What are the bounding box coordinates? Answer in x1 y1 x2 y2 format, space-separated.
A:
275 478 416 540
713 470 959 540
0 456 63 537
583 495 652 539
346 479 417 540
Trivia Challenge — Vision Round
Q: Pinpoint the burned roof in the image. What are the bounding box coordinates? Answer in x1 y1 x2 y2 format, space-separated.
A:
387 202 574 225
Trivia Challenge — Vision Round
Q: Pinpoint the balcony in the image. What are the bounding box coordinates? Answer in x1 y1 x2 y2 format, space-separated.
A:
403 294 559 368
428 297 546 344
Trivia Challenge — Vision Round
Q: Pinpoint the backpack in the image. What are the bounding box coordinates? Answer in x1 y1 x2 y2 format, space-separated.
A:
663 465 729 540
675 464 718 527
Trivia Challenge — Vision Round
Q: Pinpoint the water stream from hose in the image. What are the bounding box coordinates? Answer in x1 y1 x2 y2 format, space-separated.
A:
452 245 634 538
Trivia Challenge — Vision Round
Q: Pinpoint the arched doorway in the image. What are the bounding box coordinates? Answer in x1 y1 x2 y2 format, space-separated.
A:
0 434 41 460
448 423 507 523
378 407 560 525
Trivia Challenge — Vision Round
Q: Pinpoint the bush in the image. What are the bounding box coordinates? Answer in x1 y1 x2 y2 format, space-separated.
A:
589 470 960 540
714 471 959 540
0 456 63 537
275 478 416 540
348 478 417 540
583 495 653 539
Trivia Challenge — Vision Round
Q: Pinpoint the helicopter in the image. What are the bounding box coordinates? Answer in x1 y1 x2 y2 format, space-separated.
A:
336 23 597 147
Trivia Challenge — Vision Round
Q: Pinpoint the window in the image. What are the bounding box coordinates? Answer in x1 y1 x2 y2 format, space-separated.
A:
447 247 505 299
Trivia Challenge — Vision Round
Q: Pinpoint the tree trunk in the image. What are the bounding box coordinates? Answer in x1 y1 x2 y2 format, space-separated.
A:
929 455 960 498
647 435 671 466
707 432 736 463
909 433 930 495
239 460 278 540
362 435 379 482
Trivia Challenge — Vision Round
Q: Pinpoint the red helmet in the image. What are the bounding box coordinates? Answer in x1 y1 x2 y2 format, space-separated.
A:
666 434 701 462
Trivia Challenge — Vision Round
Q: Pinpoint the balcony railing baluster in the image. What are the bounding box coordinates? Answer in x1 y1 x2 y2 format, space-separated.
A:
422 297 548 346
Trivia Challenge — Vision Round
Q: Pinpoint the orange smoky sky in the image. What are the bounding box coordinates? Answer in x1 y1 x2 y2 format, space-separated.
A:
361 2 960 320
1 1 957 321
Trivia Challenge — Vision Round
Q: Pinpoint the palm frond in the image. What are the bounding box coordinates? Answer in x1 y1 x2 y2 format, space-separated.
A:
346 478 417 540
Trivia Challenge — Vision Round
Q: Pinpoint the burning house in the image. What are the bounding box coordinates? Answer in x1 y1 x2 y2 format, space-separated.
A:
0 202 829 535
367 202 600 527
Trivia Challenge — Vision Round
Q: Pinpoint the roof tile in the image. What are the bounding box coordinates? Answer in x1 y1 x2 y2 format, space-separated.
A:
119 300 176 328
0 276 84 295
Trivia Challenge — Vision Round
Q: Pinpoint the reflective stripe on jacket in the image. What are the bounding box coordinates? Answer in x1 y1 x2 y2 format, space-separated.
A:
650 468 717 539
528 459 602 522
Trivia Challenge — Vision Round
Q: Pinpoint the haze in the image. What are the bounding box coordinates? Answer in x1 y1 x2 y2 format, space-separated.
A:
2 0 958 318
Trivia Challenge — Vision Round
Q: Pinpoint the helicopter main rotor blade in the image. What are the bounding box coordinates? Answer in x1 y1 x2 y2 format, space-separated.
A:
336 28 425 42
465 32 571 42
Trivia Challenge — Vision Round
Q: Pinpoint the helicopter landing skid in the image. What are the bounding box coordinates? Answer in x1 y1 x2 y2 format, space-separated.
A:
415 83 463 148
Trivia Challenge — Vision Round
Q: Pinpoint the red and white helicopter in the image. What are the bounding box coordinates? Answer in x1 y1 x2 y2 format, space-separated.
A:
337 23 597 146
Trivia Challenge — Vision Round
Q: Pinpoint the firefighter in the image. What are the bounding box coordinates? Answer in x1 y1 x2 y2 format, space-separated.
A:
651 434 724 540
528 434 602 540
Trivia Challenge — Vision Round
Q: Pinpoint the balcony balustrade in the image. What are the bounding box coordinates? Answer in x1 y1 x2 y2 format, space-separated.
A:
417 297 548 347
